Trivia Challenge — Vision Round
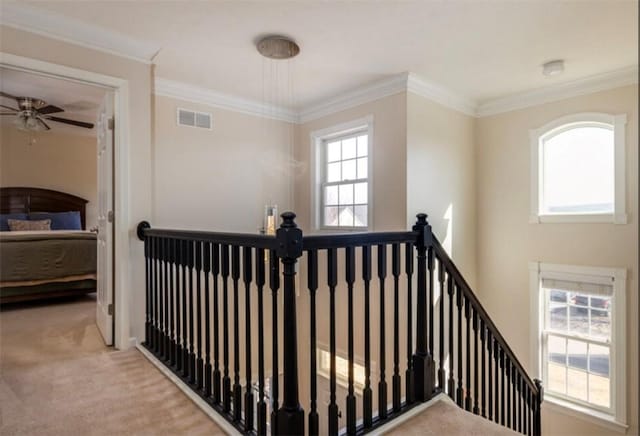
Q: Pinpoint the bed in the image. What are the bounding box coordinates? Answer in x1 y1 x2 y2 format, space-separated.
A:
0 187 97 303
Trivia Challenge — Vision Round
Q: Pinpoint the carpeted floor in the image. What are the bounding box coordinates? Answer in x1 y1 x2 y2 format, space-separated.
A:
0 295 225 435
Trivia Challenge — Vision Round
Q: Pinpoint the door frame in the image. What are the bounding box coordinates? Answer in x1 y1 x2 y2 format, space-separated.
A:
1 52 131 349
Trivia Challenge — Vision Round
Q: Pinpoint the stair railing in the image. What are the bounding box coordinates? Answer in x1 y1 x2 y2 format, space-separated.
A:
136 212 542 435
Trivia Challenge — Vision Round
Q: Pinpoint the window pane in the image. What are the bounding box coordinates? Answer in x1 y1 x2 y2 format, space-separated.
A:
327 162 341 182
354 205 367 227
548 335 566 365
588 344 609 377
342 160 356 181
541 126 614 214
357 157 368 179
339 184 354 205
548 362 567 395
589 373 610 408
567 339 587 371
569 305 589 335
327 141 341 162
567 368 588 402
357 135 368 157
549 303 567 331
339 206 354 226
324 207 338 226
550 290 567 303
354 182 367 204
324 185 338 206
590 308 610 340
342 137 357 160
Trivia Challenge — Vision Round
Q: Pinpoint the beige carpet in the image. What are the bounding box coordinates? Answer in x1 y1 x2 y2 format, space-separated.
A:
386 395 520 435
0 295 225 435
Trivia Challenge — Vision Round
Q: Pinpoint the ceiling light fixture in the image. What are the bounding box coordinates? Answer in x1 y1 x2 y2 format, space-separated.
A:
257 35 300 60
542 59 565 76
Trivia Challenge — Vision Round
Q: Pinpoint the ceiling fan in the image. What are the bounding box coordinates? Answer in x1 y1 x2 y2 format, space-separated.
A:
0 91 95 131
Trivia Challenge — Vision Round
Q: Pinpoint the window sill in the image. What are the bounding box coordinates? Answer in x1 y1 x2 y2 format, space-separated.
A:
543 396 628 434
529 213 627 224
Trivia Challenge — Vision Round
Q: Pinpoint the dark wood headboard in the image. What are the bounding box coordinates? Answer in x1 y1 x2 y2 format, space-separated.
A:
0 187 89 230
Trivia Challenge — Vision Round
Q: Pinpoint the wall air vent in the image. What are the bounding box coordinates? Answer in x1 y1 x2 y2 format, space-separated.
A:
177 108 212 129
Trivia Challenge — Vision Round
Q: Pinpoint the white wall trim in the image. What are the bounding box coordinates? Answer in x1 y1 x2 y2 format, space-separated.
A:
298 74 407 123
0 2 160 64
0 52 133 351
406 72 477 116
154 77 298 124
477 66 638 117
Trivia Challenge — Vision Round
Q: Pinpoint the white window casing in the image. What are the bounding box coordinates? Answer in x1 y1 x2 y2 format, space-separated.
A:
310 115 374 231
529 262 627 432
529 113 627 224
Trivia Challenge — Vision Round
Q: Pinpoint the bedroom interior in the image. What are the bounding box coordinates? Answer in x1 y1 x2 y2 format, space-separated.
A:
0 1 637 436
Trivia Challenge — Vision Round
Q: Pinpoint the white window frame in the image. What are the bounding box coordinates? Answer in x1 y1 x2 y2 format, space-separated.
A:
529 113 627 224
310 116 374 231
529 262 627 432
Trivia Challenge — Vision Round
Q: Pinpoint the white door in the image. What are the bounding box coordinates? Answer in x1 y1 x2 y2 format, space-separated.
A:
96 93 114 345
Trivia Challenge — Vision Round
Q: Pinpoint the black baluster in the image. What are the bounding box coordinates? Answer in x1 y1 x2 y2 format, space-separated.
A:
427 246 435 390
175 239 182 370
405 242 414 405
512 366 518 432
144 235 151 346
169 239 176 367
391 243 401 413
232 245 242 422
195 241 204 389
269 249 279 436
456 285 463 408
534 379 543 436
518 373 522 433
256 247 267 436
377 244 387 420
203 242 212 398
148 237 155 350
500 348 505 426
481 320 486 418
487 330 493 422
526 385 532 436
437 257 445 391
447 275 455 400
307 250 319 436
464 297 471 412
362 245 373 428
157 237 164 356
494 338 500 424
327 247 339 435
164 238 170 361
221 244 231 413
188 240 196 384
506 358 511 429
413 214 434 402
212 244 221 404
243 247 254 432
346 246 357 433
473 308 479 415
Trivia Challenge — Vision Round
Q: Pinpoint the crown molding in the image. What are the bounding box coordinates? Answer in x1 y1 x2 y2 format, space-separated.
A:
298 74 408 123
477 66 639 117
406 73 477 116
0 2 160 64
154 78 298 123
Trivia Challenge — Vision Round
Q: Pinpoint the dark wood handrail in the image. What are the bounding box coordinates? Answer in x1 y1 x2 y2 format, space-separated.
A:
431 236 539 394
303 231 416 250
142 227 278 249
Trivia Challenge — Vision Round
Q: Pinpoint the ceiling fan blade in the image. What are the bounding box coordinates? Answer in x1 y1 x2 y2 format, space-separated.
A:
0 91 18 101
0 112 16 115
45 116 94 129
37 118 51 131
0 104 18 112
38 105 64 115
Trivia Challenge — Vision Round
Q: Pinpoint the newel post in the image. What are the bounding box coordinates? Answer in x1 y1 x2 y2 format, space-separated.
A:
534 378 544 436
412 213 435 401
275 212 305 435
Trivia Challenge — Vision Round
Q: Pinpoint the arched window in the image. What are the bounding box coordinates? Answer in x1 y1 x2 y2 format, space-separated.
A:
530 113 627 223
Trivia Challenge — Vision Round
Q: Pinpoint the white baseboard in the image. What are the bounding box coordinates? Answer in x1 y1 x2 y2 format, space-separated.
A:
372 392 449 435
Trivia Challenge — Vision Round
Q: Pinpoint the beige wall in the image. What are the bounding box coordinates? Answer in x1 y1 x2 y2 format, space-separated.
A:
153 95 293 232
1 25 153 345
476 85 638 436
406 92 477 285
294 92 407 232
0 127 97 228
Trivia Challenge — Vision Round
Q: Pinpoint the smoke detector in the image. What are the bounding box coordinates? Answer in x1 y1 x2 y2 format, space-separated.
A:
257 36 300 60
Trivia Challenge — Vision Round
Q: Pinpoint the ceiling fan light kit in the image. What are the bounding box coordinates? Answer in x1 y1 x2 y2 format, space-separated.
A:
0 91 95 132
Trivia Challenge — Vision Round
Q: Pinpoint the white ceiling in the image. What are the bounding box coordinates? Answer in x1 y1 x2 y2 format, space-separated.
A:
5 1 639 111
0 67 106 136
